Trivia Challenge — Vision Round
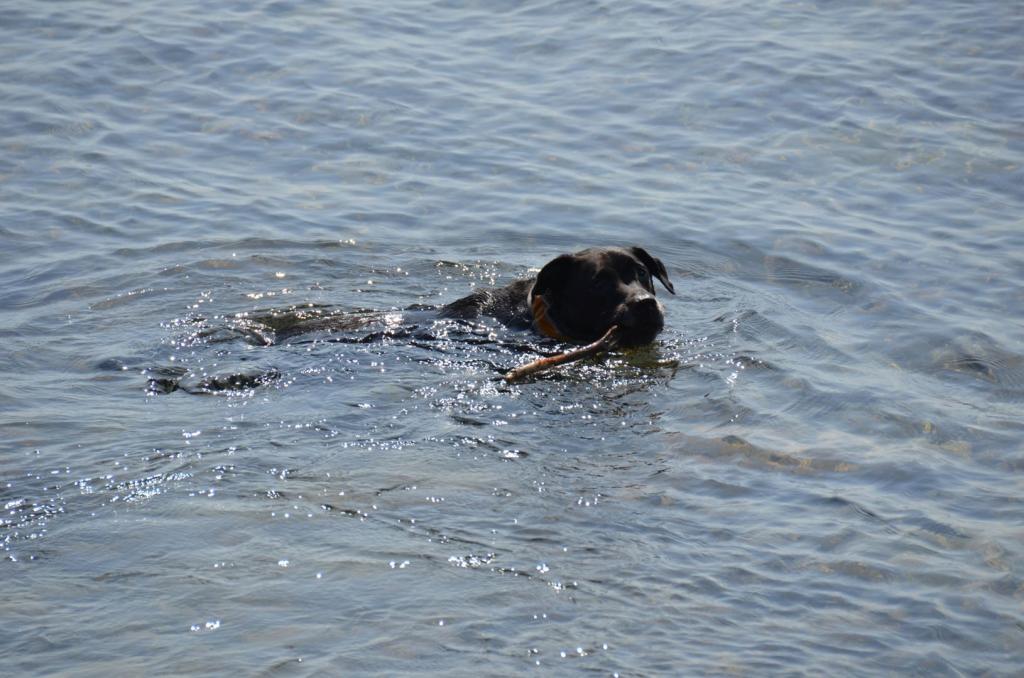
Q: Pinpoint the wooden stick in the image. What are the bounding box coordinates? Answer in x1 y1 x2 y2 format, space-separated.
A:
504 325 619 382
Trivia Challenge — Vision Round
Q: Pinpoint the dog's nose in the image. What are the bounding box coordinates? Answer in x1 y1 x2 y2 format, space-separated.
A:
627 296 661 323
613 295 664 346
616 295 663 328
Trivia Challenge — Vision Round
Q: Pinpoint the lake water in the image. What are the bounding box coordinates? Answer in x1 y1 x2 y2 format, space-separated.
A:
2 0 1023 675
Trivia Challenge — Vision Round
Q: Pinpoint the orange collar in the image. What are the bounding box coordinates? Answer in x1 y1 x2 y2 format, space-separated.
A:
530 294 568 340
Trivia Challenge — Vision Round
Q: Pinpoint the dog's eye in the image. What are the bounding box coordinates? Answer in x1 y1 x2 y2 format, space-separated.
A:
637 269 651 284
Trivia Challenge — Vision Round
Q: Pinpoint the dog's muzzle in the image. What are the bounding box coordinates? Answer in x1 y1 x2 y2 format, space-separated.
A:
613 296 664 346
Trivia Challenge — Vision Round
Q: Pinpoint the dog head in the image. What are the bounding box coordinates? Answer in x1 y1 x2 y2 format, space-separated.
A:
528 246 674 347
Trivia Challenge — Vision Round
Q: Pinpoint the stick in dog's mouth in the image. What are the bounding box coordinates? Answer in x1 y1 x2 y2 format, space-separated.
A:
503 325 620 382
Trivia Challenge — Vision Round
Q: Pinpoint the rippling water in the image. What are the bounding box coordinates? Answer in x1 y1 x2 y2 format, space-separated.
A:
3 0 1023 675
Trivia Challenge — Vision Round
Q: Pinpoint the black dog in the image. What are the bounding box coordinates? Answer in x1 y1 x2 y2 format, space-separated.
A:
149 246 673 394
442 246 674 347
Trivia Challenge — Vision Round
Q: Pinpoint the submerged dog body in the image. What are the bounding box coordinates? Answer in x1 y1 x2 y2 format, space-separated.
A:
442 246 674 347
150 246 672 394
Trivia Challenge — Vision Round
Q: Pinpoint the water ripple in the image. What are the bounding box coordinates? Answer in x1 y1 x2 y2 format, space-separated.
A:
2 0 1023 674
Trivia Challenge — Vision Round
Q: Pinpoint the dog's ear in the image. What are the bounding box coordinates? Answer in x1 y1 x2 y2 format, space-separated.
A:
629 247 675 294
531 254 575 299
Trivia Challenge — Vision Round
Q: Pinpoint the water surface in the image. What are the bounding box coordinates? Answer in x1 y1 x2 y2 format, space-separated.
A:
2 0 1023 675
